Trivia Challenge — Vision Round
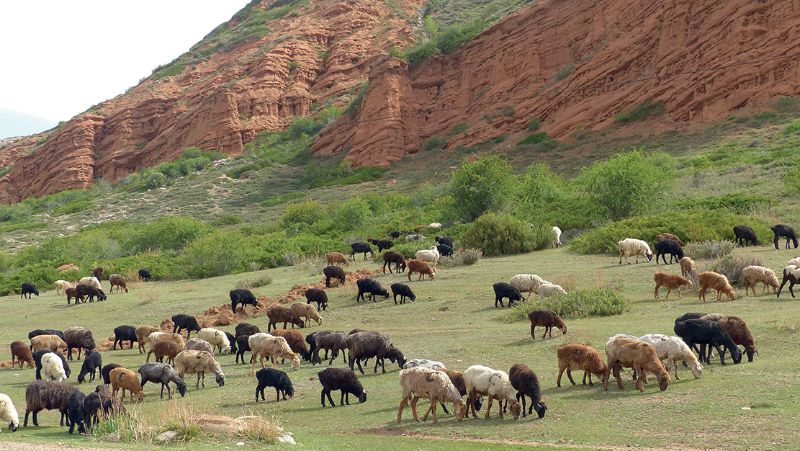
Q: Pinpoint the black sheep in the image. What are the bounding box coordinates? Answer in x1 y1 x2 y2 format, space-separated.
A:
230 288 258 313
101 363 122 385
225 332 237 354
436 244 454 257
509 364 547 419
138 269 152 282
235 323 261 337
305 332 319 360
674 319 742 365
493 282 523 308
382 251 407 274
771 224 799 249
733 225 758 247
235 335 251 364
255 368 294 402
347 331 406 374
654 239 684 265
355 278 389 303
29 329 64 340
67 391 87 434
350 242 374 260
64 327 95 361
171 314 201 338
83 391 102 429
323 266 346 288
390 231 402 239
113 325 137 350
33 350 71 381
318 367 367 407
368 238 394 252
24 380 78 427
77 351 102 384
75 285 106 303
20 283 39 299
305 288 329 311
390 283 416 304
435 236 454 248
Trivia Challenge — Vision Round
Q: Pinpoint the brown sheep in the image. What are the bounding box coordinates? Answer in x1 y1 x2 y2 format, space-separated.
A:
109 367 143 403
270 329 311 362
700 314 758 362
65 287 78 304
603 337 670 392
146 340 182 365
267 305 305 331
679 257 697 281
653 272 693 300
528 310 567 339
10 341 35 368
326 252 349 267
698 271 735 302
30 335 68 354
135 325 160 354
656 233 684 246
290 303 323 327
556 343 607 387
407 259 435 281
109 274 128 293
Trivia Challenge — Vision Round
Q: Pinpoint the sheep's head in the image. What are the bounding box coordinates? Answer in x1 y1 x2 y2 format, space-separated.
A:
285 384 295 398
646 252 653 261
358 390 367 404
533 401 547 419
290 355 301 370
724 288 736 302
215 372 225 387
745 346 757 363
690 361 703 379
8 419 18 432
176 379 187 397
657 372 670 391
508 400 521 419
454 400 466 421
559 324 568 335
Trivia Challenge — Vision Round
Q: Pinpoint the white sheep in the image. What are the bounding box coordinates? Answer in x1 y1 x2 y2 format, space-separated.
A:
415 246 441 266
552 226 563 247
537 282 566 298
463 364 520 419
787 257 800 267
248 333 300 373
402 359 447 370
41 352 67 382
617 238 653 264
509 274 548 299
173 350 225 389
78 276 102 290
638 334 702 380
0 393 19 431
428 223 443 229
196 328 231 354
185 338 213 354
397 367 465 423
53 280 73 295
405 233 425 242
741 265 779 296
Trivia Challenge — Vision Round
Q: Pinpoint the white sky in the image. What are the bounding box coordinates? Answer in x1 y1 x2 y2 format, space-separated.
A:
0 1 249 124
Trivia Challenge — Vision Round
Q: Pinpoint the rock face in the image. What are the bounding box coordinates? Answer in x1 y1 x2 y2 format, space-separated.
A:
313 0 800 166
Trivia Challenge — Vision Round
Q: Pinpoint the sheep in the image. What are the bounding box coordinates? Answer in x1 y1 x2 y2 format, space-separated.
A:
675 312 706 324
312 331 349 365
463 365 521 420
138 269 152 282
109 367 144 402
235 323 261 337
186 338 213 354
267 305 305 330
196 328 231 354
788 257 800 267
171 314 201 338
656 233 684 246
23 380 78 427
270 329 311 362
255 368 294 402
326 251 349 267
323 266 346 288
41 353 68 382
391 283 416 304
174 350 225 388
434 236 453 248
108 274 128 293
0 393 19 432
508 364 547 419
53 280 73 295
699 314 758 362
493 282 523 308
92 384 125 420
64 326 96 360
528 310 567 339
305 287 329 311
355 278 389 303
10 341 34 368
229 288 257 313
248 333 300 372
33 351 70 381
617 238 653 264
20 283 39 299
733 225 758 247
368 238 394 252
653 272 693 300
318 367 367 407
225 333 237 355
603 336 670 392
639 334 703 380
77 351 102 384
509 274 547 299
350 242 374 260
428 222 443 229
66 391 87 434
74 284 107 303
113 325 137 350
778 265 800 298
771 224 798 249
82 391 102 430
382 251 407 274
537 282 567 298
101 364 122 385
397 367 466 423
674 319 742 365
556 343 608 387
407 259 435 281
680 257 697 281
30 335 67 354
135 325 159 354
698 271 735 302
290 303 323 327
654 239 684 265
347 331 406 374
403 359 447 370
741 265 779 296
78 276 102 290
148 331 187 349
92 267 104 280
442 369 483 413
405 233 425 242
28 329 64 340
138 363 187 399
146 340 182 365
415 246 441 266
235 335 251 364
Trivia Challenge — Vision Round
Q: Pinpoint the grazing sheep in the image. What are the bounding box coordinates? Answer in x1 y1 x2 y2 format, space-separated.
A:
196 328 231 354
74 284 107 303
138 269 152 282
436 244 454 257
741 265 779 296
698 271 735 302
463 365 521 420
24 380 78 427
323 266 346 288
235 335 251 364
185 338 213 354
552 226 563 247
230 288 258 313
435 236 454 248
78 277 102 291
326 252 349 267
312 331 349 365
138 363 187 399
305 288 329 311
171 314 201 338
617 238 653 264
109 367 144 403
267 305 305 330
674 319 742 365
350 242 374 260
235 323 261 337
270 329 311 362
108 274 128 293
54 280 73 295
397 367 466 423
493 282 523 308
654 239 684 265
405 233 425 242
407 259 435 281
403 359 446 370
603 336 670 392
148 331 187 349
30 335 67 354
656 233 684 246
675 312 706 325
10 341 34 368
528 310 567 339
509 274 547 299
77 351 102 384
41 353 68 382
82 391 102 430
113 325 137 350
368 238 394 252
66 391 87 434
28 329 64 340
699 314 758 362
290 303 323 327
318 367 367 407
33 351 70 381
135 325 159 354
20 283 39 299
778 265 800 298
347 331 406 374
64 326 96 360
680 257 697 281
255 368 294 402
772 224 798 249
390 231 403 239
92 267 104 280
733 225 758 247
146 340 182 365
174 350 225 388
355 278 389 303
248 333 300 372
639 334 703 380
508 364 547 419
556 343 608 387
101 364 122 385
415 246 441 266
382 251 407 274
442 369 483 413
391 283 416 304
537 282 567 298
653 272 693 300
0 393 19 432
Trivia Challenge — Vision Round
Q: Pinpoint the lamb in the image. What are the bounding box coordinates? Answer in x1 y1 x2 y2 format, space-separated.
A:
778 265 800 298
109 367 144 402
771 224 798 249
235 323 261 337
528 310 567 339
0 393 19 432
77 351 102 384
653 272 693 300
318 367 367 407
350 242 374 260
396 367 466 423
24 380 78 427
290 303 323 327
508 364 547 419
368 238 394 252
415 246 441 266
248 333 300 372
66 391 87 434
28 329 64 340
53 280 73 295
78 276 102 291
326 252 349 267
146 340 182 365
654 239 684 265
509 274 547 299
741 265 779 296
174 350 225 388
407 259 435 281
41 353 68 382
305 287 329 311
679 257 697 281
556 343 608 387
493 282 523 307
639 334 703 380
617 238 653 264
186 338 213 354
270 329 311 362
196 328 231 354
382 251 407 274
108 274 128 293
101 364 122 385
33 351 70 381
733 225 758 247
699 314 758 362
347 331 406 374
552 226 563 247
171 314 201 338
537 282 567 298
255 368 294 402
312 331 349 365
137 363 187 399
323 266 346 288
74 284 107 303
603 336 670 392
435 236 454 248
698 271 736 302
138 269 152 281
113 325 137 350
355 278 389 302
64 326 96 360
10 341 34 368
135 325 160 354
235 335 251 364
20 282 39 299
391 283 416 304
674 319 742 365
267 305 305 330
463 365 521 420
30 335 67 354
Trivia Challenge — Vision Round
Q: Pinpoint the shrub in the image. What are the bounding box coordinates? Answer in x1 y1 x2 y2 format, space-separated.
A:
438 248 482 267
435 19 486 54
404 39 437 66
182 231 257 278
462 213 537 256
518 132 550 146
683 240 736 259
282 200 327 228
502 288 628 322
553 64 575 81
615 101 666 124
235 274 273 289
345 81 369 116
422 136 447 151
712 254 764 286
671 193 775 213
527 224 553 251
526 118 541 131
450 123 469 135
450 155 513 221
783 165 800 194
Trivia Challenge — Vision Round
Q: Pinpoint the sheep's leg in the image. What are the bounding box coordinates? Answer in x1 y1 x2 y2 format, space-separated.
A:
430 400 438 424
396 397 409 422
517 393 526 418
672 360 680 380
557 366 566 387
566 368 576 385
484 396 493 419
665 288 672 300
613 363 624 390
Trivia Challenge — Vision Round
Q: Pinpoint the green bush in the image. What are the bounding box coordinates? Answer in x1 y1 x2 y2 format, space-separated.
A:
423 136 447 150
553 64 575 81
450 155 513 221
682 240 735 259
281 201 327 228
671 193 774 213
235 274 273 289
462 213 538 256
615 101 666 124
435 19 486 54
712 254 764 286
518 132 550 146
526 118 541 131
438 248 482 267
182 230 257 278
502 288 628 323
120 148 224 192
345 81 369 116
450 123 469 135
404 40 437 66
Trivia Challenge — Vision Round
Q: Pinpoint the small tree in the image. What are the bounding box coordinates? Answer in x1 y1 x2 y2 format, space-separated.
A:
450 155 513 221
